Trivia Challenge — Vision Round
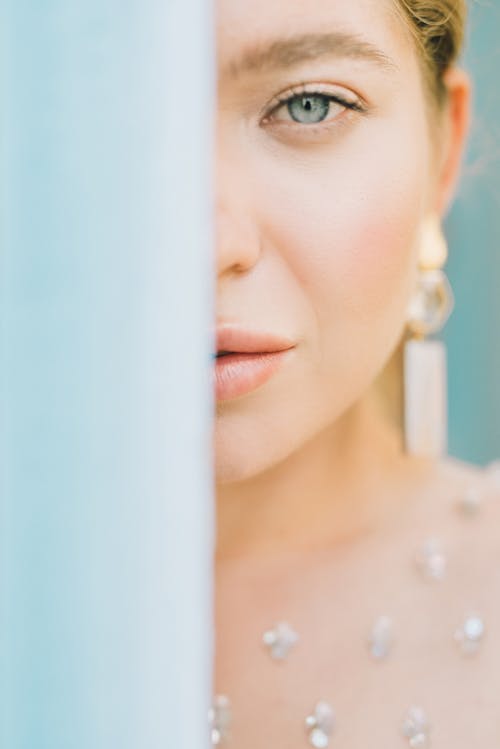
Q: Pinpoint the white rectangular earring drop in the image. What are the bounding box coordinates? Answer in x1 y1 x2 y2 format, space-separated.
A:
404 337 448 458
404 253 454 459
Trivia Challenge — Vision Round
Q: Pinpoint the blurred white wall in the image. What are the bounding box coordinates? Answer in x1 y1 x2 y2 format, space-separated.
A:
1 2 216 747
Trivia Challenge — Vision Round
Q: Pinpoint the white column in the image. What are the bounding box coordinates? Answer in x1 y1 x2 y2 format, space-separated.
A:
1 2 215 747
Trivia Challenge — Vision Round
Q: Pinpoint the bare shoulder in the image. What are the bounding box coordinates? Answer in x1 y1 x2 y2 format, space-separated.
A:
399 453 500 544
435 455 500 672
405 455 500 741
435 453 500 527
437 453 498 486
427 453 500 565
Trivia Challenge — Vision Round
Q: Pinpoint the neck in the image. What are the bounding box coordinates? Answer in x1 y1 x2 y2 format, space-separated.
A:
215 386 435 565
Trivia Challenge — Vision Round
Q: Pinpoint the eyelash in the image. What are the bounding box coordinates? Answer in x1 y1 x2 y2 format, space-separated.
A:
261 84 365 133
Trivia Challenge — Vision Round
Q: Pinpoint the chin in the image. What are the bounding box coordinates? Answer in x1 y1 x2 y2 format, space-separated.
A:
213 433 277 485
213 415 298 485
213 400 330 486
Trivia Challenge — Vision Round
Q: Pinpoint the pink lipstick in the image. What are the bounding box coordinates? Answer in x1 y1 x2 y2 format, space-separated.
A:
214 326 295 401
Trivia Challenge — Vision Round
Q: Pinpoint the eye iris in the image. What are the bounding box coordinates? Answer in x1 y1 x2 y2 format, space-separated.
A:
287 94 331 124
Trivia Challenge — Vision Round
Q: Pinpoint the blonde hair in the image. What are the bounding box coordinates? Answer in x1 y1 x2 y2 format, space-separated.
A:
394 0 468 107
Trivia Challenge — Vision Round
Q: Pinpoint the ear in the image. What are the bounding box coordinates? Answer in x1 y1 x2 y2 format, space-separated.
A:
434 67 473 218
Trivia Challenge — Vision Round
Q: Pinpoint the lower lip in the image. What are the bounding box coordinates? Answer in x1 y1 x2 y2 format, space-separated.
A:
214 349 293 401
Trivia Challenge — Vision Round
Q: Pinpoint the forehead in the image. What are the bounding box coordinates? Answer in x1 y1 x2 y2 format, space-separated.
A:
216 0 410 77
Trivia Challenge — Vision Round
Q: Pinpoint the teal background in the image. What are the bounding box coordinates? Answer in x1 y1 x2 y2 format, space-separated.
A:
446 1 500 465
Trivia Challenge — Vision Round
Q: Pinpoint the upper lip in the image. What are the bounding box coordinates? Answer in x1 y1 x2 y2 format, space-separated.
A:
215 325 296 356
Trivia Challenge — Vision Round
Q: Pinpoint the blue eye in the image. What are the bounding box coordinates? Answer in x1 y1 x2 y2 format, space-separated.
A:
287 93 335 124
264 88 364 129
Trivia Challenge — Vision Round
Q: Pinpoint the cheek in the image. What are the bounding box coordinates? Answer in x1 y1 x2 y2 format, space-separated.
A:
259 120 429 361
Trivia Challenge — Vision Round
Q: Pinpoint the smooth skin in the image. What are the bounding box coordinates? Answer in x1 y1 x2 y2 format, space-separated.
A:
213 0 500 745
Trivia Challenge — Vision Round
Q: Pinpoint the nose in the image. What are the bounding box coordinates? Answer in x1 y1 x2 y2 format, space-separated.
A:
215 143 262 281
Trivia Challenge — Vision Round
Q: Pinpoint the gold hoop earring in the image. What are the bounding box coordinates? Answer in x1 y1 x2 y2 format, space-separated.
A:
403 214 454 458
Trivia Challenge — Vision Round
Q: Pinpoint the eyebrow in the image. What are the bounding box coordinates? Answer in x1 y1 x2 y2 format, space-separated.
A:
222 31 399 80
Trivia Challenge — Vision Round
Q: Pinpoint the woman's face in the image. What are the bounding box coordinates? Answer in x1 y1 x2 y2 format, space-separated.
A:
214 0 442 483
